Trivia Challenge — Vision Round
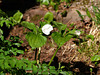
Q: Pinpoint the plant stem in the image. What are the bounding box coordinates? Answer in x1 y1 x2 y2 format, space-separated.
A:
37 47 41 64
48 46 60 66
35 47 41 64
35 48 38 60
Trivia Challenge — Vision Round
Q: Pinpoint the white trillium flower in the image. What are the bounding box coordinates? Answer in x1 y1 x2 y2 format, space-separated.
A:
42 24 53 35
75 30 81 36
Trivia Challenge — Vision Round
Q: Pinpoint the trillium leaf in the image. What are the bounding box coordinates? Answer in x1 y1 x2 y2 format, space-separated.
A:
21 21 37 34
52 21 67 31
26 32 47 49
44 12 53 23
52 32 73 47
41 0 49 5
13 11 23 23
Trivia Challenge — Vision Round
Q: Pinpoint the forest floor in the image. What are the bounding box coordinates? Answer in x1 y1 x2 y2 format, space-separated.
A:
1 0 100 75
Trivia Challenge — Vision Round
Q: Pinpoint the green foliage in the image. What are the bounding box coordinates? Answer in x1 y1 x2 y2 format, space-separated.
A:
92 6 100 25
61 0 71 3
37 63 68 75
44 12 53 23
0 29 4 41
86 34 94 41
52 21 67 32
76 10 84 21
0 36 24 56
91 55 100 61
0 8 81 74
49 21 76 65
38 0 72 11
40 0 49 5
0 54 37 74
52 32 73 47
0 10 23 27
13 11 23 24
21 21 47 49
86 8 92 19
26 32 47 49
0 10 23 41
21 21 37 34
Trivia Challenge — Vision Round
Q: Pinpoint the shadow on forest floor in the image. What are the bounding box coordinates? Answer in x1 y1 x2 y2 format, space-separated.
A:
0 0 38 15
45 56 97 75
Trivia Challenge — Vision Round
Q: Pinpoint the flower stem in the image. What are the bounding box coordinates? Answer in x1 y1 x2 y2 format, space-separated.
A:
35 47 41 64
48 46 61 66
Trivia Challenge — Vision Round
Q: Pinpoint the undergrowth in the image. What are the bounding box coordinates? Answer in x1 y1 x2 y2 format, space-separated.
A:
0 1 100 75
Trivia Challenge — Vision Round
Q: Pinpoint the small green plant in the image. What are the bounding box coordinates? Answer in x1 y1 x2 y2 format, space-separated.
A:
92 6 100 25
0 54 37 74
21 11 80 67
76 10 84 22
0 10 23 41
0 36 24 56
0 9 78 74
91 55 100 62
37 0 72 11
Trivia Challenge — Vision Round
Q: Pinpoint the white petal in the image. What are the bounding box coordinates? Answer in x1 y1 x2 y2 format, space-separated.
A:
42 24 53 35
75 30 81 36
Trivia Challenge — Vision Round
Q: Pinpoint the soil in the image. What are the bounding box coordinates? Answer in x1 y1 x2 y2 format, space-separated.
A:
1 0 100 75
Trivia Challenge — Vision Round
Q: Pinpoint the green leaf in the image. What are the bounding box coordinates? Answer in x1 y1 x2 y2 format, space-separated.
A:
13 11 23 23
9 58 17 68
42 71 49 75
11 51 17 56
50 1 56 6
0 20 6 27
41 0 49 5
49 66 58 74
60 71 73 75
44 12 53 23
5 51 10 55
5 20 12 28
76 10 84 21
16 50 24 54
0 29 4 40
31 60 37 64
50 70 58 75
68 29 76 34
0 60 4 69
25 63 32 70
86 34 94 41
0 73 5 75
21 21 37 34
13 43 21 47
52 21 67 31
32 65 38 74
16 60 23 69
91 55 100 61
49 66 56 70
26 32 47 49
86 8 92 18
4 60 11 69
52 32 73 47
